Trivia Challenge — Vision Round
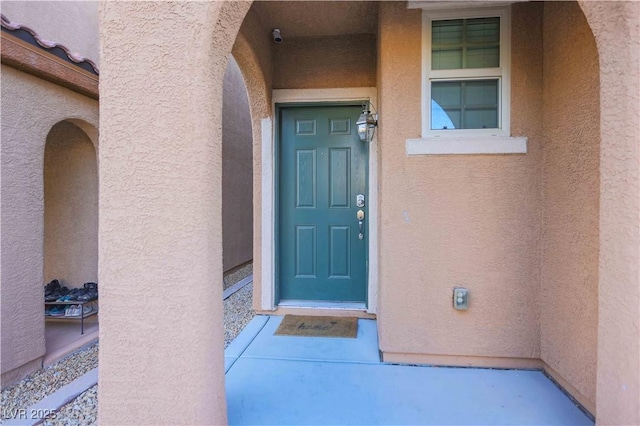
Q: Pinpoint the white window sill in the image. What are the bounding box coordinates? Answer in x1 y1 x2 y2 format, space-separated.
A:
406 135 527 155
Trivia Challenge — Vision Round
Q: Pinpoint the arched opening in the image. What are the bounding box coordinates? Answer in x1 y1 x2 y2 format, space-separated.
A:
43 120 99 362
96 1 638 423
224 0 602 420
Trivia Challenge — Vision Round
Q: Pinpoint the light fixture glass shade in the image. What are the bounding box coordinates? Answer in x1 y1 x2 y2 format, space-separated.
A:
356 112 368 141
356 111 377 142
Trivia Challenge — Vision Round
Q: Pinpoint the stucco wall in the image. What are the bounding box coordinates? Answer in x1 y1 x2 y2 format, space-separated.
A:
540 1 600 413
273 34 376 89
44 121 99 288
376 2 544 362
579 2 640 424
91 0 640 423
0 1 99 64
1 65 98 384
222 56 253 272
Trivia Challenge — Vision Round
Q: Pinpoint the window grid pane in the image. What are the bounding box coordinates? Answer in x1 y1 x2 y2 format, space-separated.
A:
432 17 500 70
431 80 499 130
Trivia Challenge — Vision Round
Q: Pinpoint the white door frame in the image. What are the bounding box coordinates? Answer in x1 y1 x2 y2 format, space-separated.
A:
260 87 379 314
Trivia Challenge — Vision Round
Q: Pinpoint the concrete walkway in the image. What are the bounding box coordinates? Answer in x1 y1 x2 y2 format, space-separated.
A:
225 315 593 425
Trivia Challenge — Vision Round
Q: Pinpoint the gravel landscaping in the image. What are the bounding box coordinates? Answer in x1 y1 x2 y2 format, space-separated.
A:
223 262 253 290
224 282 255 347
44 385 97 426
1 342 98 422
3 265 254 425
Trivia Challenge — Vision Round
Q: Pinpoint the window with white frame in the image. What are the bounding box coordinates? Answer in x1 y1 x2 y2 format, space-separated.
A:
425 8 510 135
407 6 526 155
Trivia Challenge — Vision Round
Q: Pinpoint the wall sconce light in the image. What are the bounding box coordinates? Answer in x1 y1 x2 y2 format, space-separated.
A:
356 102 378 142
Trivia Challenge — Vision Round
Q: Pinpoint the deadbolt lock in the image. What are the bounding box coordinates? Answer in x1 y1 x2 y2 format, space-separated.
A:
357 210 365 220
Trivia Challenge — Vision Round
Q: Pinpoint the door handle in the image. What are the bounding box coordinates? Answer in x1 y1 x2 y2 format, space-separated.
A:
357 210 365 240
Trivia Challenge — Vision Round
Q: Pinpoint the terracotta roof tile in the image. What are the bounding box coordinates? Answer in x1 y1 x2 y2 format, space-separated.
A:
1 13 99 75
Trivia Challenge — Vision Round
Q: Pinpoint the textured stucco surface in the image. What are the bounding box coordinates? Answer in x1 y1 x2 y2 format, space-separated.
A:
252 1 377 38
222 56 253 272
44 121 99 288
273 34 376 89
1 65 98 383
0 1 99 64
232 6 274 312
376 2 543 362
98 2 249 423
92 1 640 423
539 2 599 413
579 2 640 424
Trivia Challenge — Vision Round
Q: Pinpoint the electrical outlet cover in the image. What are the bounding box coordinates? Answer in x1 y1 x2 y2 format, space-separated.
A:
453 287 469 310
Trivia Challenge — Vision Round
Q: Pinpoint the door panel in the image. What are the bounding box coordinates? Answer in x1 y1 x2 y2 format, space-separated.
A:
278 105 368 303
329 226 350 278
295 226 316 278
329 149 350 208
296 150 316 208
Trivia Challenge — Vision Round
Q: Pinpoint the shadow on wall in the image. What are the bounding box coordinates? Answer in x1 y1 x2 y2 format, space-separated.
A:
44 120 98 289
222 55 254 272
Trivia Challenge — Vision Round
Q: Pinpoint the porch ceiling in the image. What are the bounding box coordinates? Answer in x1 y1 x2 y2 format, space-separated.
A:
251 1 378 38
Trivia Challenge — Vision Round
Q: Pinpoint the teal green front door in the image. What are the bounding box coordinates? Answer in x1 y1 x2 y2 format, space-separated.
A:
278 105 368 303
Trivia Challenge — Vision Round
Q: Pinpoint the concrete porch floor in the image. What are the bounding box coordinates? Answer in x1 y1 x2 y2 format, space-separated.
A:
225 316 593 425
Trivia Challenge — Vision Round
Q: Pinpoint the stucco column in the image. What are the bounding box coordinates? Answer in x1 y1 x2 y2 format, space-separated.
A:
580 2 640 424
98 2 246 423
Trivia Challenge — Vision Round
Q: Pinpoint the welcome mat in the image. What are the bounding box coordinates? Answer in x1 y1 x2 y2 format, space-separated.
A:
274 315 358 338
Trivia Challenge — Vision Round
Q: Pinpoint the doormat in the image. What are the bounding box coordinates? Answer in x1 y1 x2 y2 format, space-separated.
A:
274 315 358 338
